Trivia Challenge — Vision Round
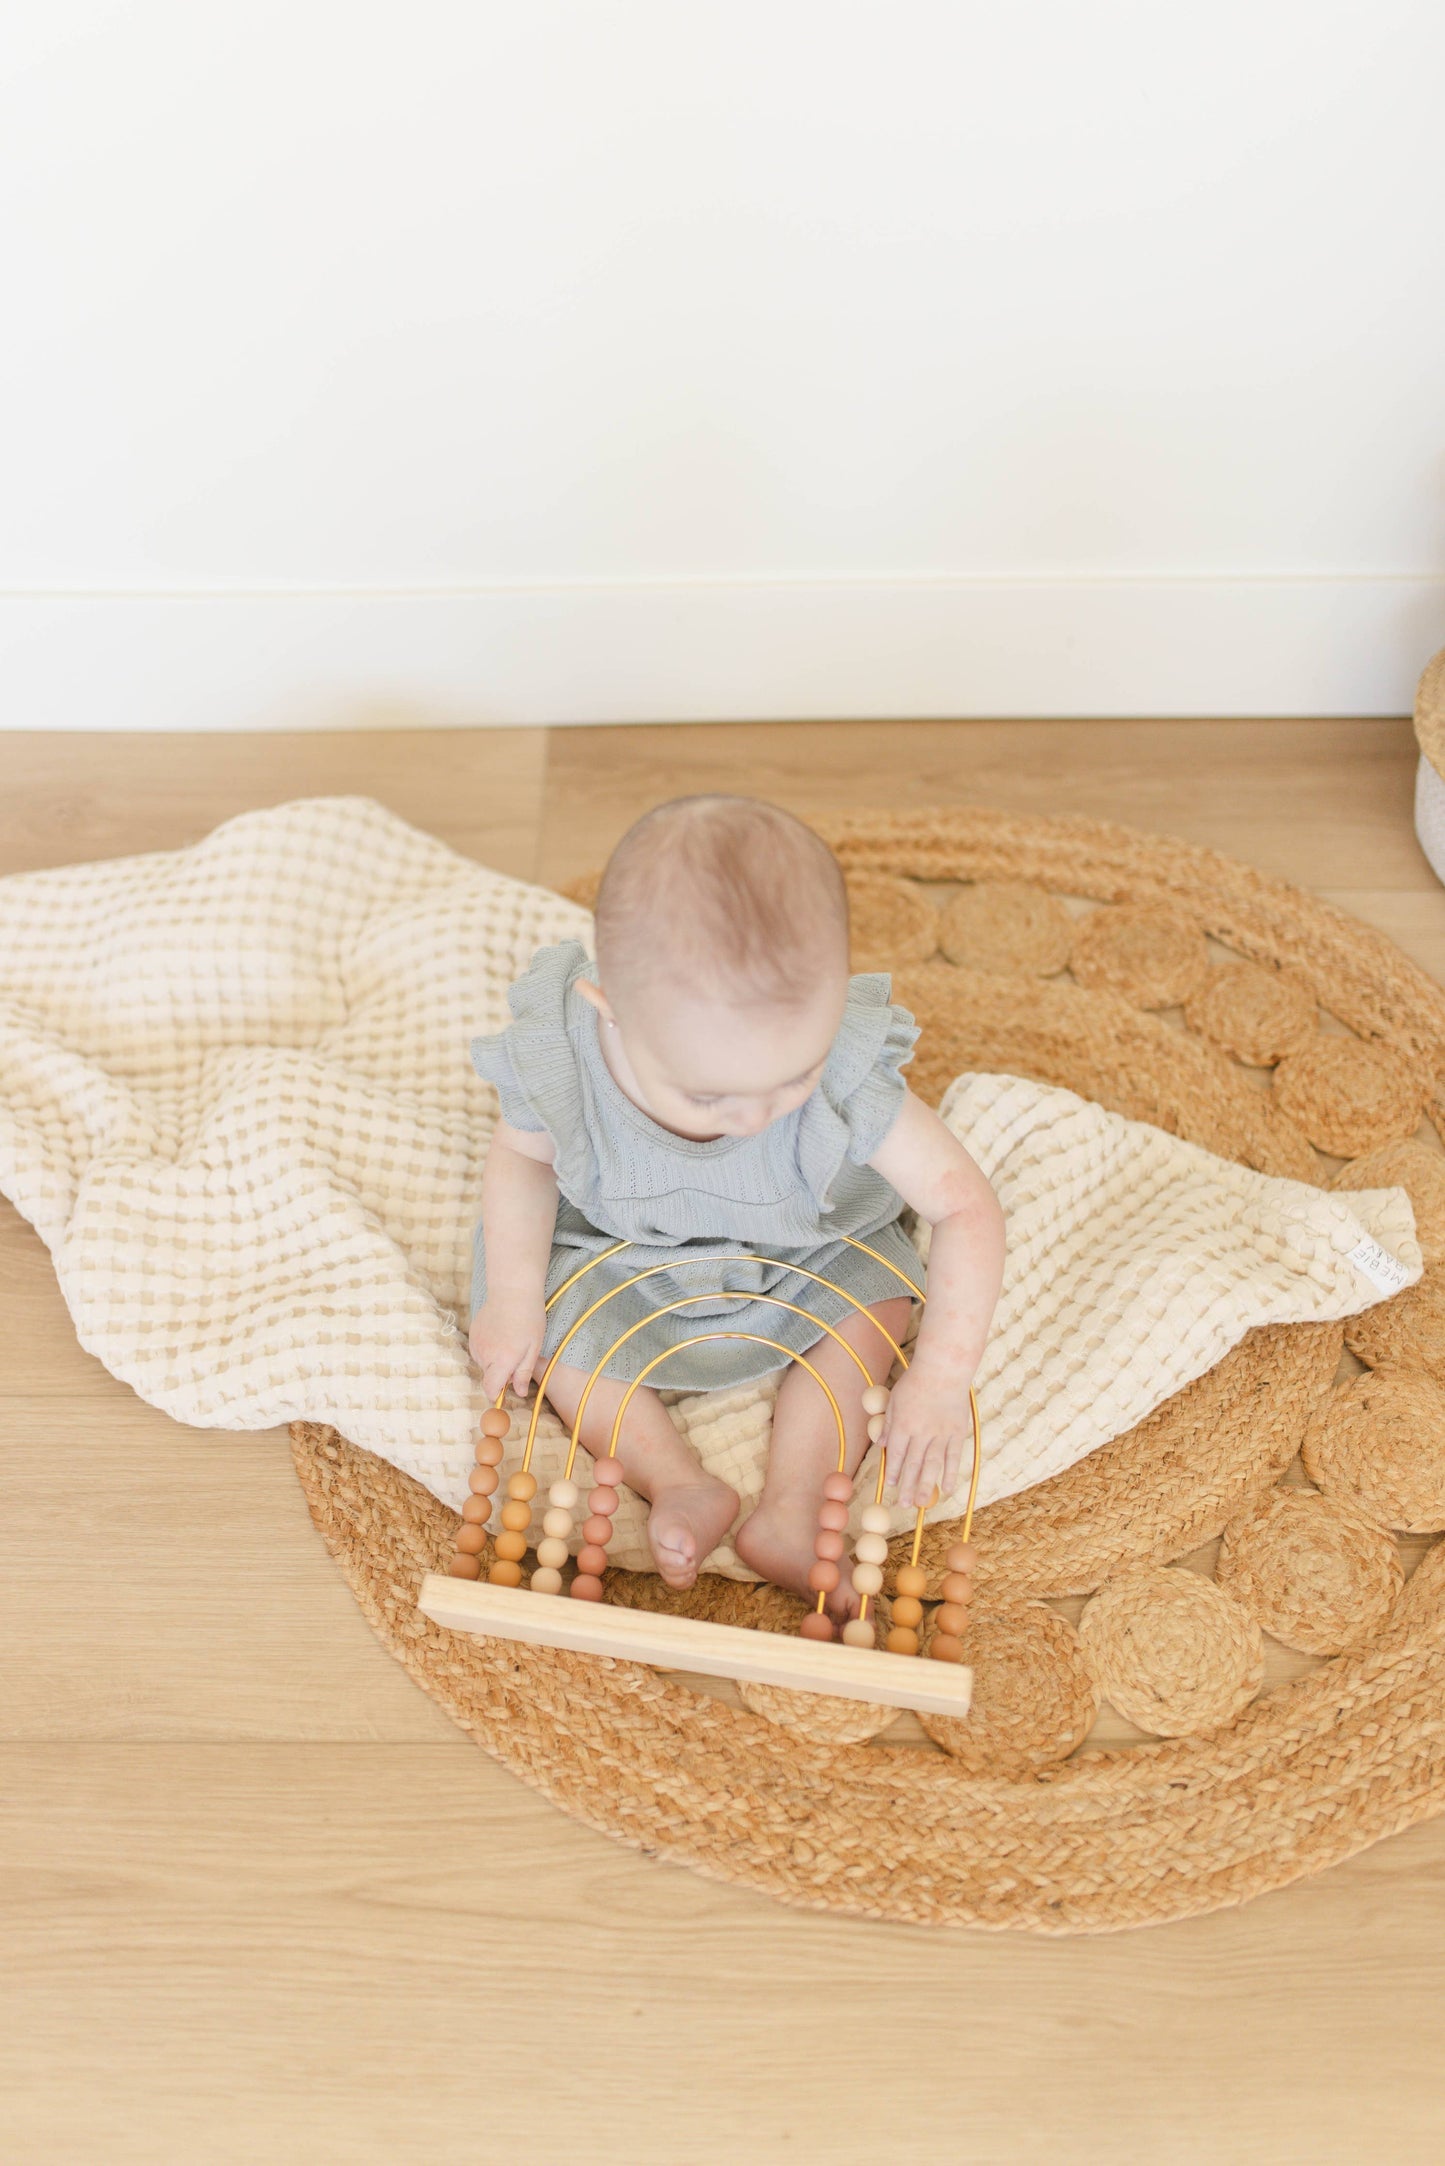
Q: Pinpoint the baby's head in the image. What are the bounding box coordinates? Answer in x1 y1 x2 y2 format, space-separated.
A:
576 795 850 1139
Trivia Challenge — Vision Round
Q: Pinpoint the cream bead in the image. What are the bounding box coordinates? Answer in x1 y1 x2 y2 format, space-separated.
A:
529 1566 564 1596
861 1384 890 1415
841 1617 876 1648
541 1507 574 1539
535 1536 569 1570
850 1561 884 1596
548 1479 581 1510
859 1503 891 1535
853 1532 889 1566
866 1413 887 1443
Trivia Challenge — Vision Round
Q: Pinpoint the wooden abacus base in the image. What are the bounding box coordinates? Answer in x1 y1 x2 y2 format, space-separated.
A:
417 1572 974 1715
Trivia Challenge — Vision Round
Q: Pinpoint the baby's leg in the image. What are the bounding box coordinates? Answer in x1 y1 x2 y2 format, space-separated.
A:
541 1362 739 1592
734 1296 914 1619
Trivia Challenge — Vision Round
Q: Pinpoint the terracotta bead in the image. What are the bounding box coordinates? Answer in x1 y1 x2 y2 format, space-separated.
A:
817 1500 850 1533
474 1437 504 1467
891 1594 924 1629
587 1486 620 1518
492 1530 528 1563
853 1532 889 1566
894 1564 928 1599
807 1559 841 1594
575 1543 609 1576
860 1503 891 1535
469 1464 499 1496
885 1626 919 1656
861 1384 890 1416
446 1552 481 1579
799 1612 836 1641
930 1632 966 1664
488 1559 524 1587
592 1456 626 1486
935 1601 969 1637
480 1408 511 1439
850 1562 884 1596
581 1514 614 1547
570 1573 605 1602
841 1618 875 1649
941 1572 973 1605
507 1471 538 1502
548 1478 580 1510
822 1472 854 1503
529 1566 564 1596
461 1495 492 1525
813 1528 846 1562
453 1522 486 1556
500 1499 532 1533
945 1540 977 1575
535 1536 569 1570
541 1507 573 1539
866 1413 886 1443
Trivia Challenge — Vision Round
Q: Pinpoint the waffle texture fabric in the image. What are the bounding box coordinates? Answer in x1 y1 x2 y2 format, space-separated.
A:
0 794 1423 1577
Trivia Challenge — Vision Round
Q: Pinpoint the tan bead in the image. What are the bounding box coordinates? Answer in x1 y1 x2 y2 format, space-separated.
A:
529 1566 564 1596
446 1552 481 1579
841 1617 876 1648
507 1471 539 1502
885 1626 919 1656
891 1594 924 1629
453 1522 486 1556
945 1540 977 1574
474 1437 504 1467
853 1532 889 1566
480 1408 511 1439
935 1601 969 1637
460 1494 491 1525
851 1562 884 1596
500 1499 532 1532
930 1632 966 1664
469 1464 499 1495
541 1506 574 1539
548 1478 581 1510
861 1384 890 1415
941 1571 973 1604
895 1564 928 1599
535 1535 569 1570
493 1530 528 1562
866 1413 886 1443
488 1558 524 1587
860 1503 891 1535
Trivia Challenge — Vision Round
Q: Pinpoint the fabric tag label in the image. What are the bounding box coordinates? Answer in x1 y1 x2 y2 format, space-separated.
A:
1348 1236 1413 1297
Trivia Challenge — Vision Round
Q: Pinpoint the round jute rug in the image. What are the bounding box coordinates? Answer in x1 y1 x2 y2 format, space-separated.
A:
290 807 1445 1934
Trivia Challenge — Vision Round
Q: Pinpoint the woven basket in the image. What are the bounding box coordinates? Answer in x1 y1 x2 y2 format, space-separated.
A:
1411 647 1445 885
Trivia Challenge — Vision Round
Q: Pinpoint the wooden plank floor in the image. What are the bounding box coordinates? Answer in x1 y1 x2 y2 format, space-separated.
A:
3 717 1445 2165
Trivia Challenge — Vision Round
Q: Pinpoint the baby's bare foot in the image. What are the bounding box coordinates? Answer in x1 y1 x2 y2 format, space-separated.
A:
647 1475 740 1591
735 1490 862 1622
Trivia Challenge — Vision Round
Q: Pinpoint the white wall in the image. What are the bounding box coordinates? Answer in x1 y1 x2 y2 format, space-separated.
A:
2 0 1443 727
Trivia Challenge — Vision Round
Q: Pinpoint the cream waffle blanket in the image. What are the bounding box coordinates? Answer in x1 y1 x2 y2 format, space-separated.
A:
0 794 1422 1578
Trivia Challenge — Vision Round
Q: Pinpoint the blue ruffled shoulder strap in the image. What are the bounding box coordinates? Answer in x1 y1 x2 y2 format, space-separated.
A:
468 939 599 1199
796 972 920 1210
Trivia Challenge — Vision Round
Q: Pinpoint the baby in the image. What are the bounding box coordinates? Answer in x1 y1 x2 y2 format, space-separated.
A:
467 793 1005 1617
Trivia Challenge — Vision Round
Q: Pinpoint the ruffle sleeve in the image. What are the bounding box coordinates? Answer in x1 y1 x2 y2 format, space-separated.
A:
468 939 598 1200
795 972 920 1211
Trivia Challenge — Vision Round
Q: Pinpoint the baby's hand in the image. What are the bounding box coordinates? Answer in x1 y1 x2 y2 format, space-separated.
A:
468 1293 547 1402
879 1360 975 1510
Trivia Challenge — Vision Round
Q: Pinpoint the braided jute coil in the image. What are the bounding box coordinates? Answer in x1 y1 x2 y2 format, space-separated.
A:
1079 1564 1266 1736
939 881 1074 978
918 1598 1099 1776
845 871 940 971
1215 1486 1405 1655
1069 906 1210 1009
1300 1371 1445 1534
290 805 1445 1932
1273 1036 1428 1158
1183 960 1317 1068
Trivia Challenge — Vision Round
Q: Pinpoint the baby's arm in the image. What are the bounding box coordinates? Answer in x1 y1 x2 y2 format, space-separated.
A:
865 1089 1007 1508
468 1119 561 1399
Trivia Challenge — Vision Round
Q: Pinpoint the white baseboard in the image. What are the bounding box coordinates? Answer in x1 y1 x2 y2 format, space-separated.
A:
1 576 1441 729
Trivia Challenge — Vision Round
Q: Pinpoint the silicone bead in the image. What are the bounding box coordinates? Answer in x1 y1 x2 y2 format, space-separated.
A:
930 1632 966 1664
592 1457 626 1486
541 1507 573 1539
853 1532 889 1566
895 1564 928 1599
885 1626 919 1656
861 1384 890 1415
946 1541 977 1574
529 1566 564 1595
535 1536 569 1570
807 1559 841 1594
941 1572 973 1605
866 1414 886 1443
581 1514 615 1547
813 1528 846 1562
507 1471 539 1502
474 1437 505 1467
481 1408 511 1439
841 1618 876 1648
817 1500 850 1533
850 1561 884 1596
446 1553 481 1580
822 1472 854 1504
799 1612 836 1641
570 1573 605 1602
488 1559 524 1587
493 1530 528 1563
935 1601 969 1637
500 1500 532 1532
587 1486 619 1517
891 1594 924 1629
453 1523 486 1556
575 1543 609 1576
469 1464 500 1496
461 1495 492 1525
548 1479 581 1510
860 1503 891 1535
